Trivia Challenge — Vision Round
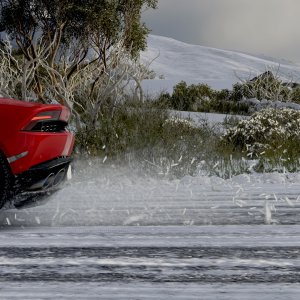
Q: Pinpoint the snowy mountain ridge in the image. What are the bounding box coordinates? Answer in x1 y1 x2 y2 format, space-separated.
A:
141 35 300 93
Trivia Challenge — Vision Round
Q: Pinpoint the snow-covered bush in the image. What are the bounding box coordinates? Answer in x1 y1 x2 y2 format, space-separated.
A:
223 108 300 157
234 71 291 101
163 116 196 130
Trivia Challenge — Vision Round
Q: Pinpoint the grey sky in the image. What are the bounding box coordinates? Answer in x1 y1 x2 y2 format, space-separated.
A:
143 0 300 62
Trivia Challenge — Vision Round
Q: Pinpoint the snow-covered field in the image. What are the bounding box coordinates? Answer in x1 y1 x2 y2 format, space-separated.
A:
141 35 300 94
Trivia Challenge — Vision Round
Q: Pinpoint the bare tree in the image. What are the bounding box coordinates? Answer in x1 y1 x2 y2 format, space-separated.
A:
0 41 22 98
0 35 151 131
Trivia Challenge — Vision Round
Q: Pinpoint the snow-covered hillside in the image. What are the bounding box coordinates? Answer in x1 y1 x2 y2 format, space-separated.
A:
141 35 300 94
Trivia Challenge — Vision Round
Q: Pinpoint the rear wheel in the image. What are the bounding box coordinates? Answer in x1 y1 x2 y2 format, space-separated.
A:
0 152 12 209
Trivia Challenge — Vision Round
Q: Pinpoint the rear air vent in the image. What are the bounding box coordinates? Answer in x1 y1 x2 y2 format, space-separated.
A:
30 120 68 132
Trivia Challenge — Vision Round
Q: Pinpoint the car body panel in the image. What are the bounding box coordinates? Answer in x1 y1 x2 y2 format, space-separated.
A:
7 131 74 175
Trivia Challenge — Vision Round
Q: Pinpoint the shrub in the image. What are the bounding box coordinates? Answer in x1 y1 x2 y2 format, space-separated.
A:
153 73 300 115
198 99 249 115
153 81 250 114
140 115 220 178
76 104 168 157
291 86 300 104
215 89 231 101
232 71 296 102
222 108 300 171
75 100 223 178
231 83 245 101
154 92 172 109
170 81 215 111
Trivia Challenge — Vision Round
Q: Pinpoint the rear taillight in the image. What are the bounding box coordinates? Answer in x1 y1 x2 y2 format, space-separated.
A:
31 111 61 121
23 109 69 132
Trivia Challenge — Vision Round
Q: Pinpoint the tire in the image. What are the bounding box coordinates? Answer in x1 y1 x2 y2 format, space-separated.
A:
0 152 12 209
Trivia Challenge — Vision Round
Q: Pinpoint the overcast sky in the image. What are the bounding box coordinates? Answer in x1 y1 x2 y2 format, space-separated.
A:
143 0 300 62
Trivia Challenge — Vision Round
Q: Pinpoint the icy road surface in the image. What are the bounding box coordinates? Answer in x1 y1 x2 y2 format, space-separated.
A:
2 163 300 227
1 164 300 298
1 226 300 299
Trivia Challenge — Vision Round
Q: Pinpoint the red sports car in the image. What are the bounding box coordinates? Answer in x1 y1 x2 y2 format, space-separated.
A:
0 98 74 209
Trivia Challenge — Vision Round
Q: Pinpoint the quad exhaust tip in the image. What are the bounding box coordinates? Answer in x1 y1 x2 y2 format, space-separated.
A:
52 169 66 187
42 173 55 189
29 168 66 191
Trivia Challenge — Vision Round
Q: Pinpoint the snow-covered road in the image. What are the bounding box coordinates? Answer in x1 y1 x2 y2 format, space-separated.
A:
1 165 300 298
0 226 300 299
1 164 300 227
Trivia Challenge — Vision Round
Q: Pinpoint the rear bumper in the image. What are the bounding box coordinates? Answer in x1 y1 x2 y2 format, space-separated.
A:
10 157 72 209
14 156 72 192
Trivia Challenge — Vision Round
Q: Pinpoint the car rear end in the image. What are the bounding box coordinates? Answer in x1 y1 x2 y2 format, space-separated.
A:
0 98 74 208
